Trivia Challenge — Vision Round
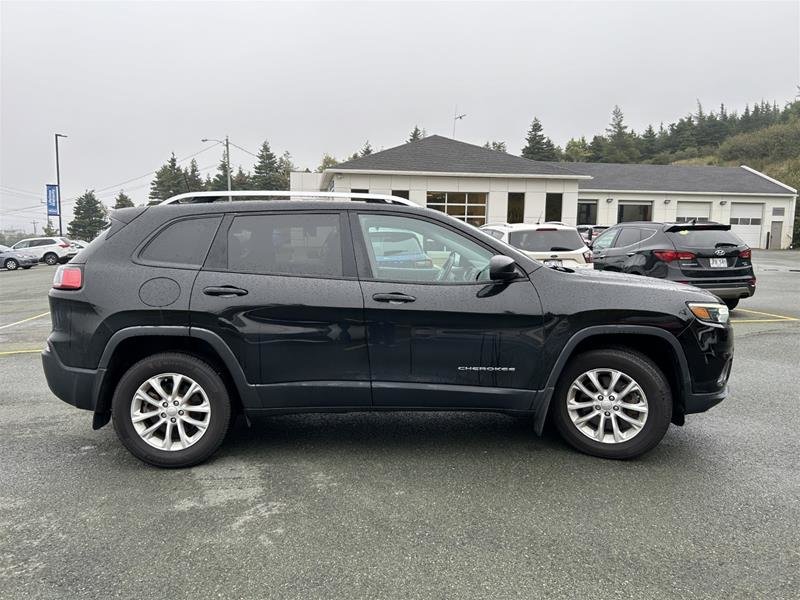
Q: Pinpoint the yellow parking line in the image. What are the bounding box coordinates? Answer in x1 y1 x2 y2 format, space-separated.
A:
0 349 41 356
734 309 798 321
0 311 50 330
731 319 797 323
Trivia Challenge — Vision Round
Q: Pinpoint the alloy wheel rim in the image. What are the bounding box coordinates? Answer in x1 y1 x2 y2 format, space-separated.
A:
566 368 648 444
130 373 212 451
45 255 57 265
6 260 18 270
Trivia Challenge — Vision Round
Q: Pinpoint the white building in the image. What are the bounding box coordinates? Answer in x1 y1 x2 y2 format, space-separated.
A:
291 135 796 248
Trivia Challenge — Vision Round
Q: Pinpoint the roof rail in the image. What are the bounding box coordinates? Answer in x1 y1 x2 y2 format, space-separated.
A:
159 190 417 207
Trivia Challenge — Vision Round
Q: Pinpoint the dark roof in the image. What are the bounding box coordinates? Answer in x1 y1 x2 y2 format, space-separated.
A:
568 162 793 195
330 135 584 177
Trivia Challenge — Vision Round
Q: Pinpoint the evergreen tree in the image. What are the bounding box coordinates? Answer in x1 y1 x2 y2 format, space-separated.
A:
251 140 283 190
43 219 58 236
639 126 658 161
602 106 640 163
521 118 559 161
183 159 205 192
563 137 590 162
360 141 373 156
588 135 607 162
408 126 424 142
208 157 232 192
347 152 360 161
483 141 507 152
67 191 108 241
316 153 339 172
113 190 134 209
148 153 186 201
231 167 252 190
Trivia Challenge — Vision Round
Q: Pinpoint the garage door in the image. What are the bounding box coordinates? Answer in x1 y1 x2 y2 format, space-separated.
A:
730 203 763 248
676 202 711 222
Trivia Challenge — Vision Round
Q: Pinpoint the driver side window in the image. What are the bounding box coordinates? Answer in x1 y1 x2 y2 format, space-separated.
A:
357 214 494 283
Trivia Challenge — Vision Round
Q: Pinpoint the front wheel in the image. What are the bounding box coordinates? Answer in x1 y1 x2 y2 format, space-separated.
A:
724 298 739 310
4 258 19 270
551 348 672 459
111 353 231 468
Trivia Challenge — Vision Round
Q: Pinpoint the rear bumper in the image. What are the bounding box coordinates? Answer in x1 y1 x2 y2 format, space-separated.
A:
41 343 104 411
688 281 755 300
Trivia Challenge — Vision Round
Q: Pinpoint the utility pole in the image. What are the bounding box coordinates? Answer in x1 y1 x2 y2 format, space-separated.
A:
55 133 68 235
225 135 232 202
31 220 38 235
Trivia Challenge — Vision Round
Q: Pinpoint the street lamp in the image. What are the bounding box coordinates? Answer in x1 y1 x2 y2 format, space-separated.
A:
55 133 68 234
201 135 231 201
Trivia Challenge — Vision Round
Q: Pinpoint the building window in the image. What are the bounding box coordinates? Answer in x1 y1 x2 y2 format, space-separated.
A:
577 200 598 225
772 207 785 217
675 216 710 223
351 188 368 195
545 193 563 222
507 193 524 223
617 202 652 222
391 190 410 199
426 191 487 226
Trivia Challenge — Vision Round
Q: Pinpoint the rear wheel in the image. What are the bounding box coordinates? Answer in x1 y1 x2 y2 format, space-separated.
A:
43 252 58 266
111 352 231 468
723 298 739 310
552 348 672 459
4 258 19 270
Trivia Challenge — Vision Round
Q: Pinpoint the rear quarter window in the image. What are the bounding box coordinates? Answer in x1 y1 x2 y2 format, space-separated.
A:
508 229 584 252
139 216 222 267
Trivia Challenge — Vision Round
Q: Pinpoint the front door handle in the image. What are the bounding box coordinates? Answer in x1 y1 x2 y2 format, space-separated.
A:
203 285 249 297
372 292 416 304
595 254 606 259
626 252 636 257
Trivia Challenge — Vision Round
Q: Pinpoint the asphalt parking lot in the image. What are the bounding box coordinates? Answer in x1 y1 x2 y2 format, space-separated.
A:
1 252 798 599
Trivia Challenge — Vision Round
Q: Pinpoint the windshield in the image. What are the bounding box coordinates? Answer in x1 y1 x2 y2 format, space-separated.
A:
667 229 744 248
508 229 584 252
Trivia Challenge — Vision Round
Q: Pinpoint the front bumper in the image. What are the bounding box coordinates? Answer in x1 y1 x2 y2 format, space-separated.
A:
41 343 104 412
684 387 728 414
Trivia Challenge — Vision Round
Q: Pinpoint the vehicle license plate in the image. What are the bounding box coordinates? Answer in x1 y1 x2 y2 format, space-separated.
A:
710 258 727 268
544 259 562 267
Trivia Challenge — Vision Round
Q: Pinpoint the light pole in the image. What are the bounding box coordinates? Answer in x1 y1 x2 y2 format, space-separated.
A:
55 133 67 234
201 135 232 201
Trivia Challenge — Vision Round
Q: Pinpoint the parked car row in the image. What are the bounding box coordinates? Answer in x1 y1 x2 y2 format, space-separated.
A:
480 220 754 310
1 236 86 271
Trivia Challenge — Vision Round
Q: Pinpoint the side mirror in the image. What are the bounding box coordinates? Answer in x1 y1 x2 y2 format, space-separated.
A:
489 255 518 281
586 239 594 249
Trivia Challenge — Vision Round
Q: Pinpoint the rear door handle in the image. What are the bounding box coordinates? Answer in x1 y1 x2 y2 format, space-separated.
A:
203 285 249 297
372 292 416 304
595 254 606 259
626 252 636 257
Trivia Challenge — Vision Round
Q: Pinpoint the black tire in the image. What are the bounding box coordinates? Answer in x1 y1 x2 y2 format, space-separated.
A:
724 298 739 310
111 352 231 468
4 258 18 271
43 252 58 266
551 348 672 459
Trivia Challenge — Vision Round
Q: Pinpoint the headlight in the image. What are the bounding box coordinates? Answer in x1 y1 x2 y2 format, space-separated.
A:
687 302 729 324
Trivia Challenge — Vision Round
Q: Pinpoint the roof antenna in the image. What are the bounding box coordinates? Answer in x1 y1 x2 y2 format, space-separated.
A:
452 105 466 138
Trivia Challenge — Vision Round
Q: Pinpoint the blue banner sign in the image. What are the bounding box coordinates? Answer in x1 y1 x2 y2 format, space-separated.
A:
46 184 59 216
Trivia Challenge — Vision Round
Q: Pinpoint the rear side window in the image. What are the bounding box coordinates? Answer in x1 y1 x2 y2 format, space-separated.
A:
667 228 744 247
482 228 505 240
140 216 221 267
614 228 641 247
508 229 584 252
228 213 342 277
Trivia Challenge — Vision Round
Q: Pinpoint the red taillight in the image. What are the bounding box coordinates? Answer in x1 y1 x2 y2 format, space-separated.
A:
653 250 696 262
52 265 82 290
739 248 751 259
583 251 593 263
58 243 70 248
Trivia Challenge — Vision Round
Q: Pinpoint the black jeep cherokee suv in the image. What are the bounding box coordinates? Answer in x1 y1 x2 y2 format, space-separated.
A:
591 221 755 310
42 197 733 467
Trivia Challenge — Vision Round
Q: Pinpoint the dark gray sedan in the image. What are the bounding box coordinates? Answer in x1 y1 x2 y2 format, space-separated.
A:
0 244 39 271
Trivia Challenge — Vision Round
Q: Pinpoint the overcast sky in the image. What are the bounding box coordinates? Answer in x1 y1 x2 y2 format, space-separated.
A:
1 0 798 232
